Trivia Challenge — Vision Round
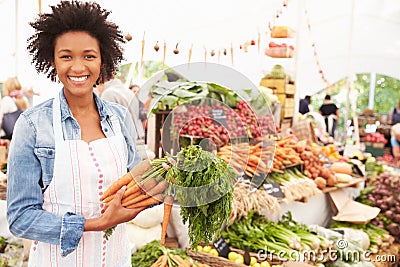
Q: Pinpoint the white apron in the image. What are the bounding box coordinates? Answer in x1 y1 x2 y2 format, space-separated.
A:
28 95 131 267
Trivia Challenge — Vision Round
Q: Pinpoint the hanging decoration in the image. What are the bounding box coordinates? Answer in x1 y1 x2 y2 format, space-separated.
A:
173 43 179 54
267 0 289 31
154 41 160 52
188 44 193 64
162 41 166 69
140 32 145 68
230 43 234 66
217 49 221 63
305 9 330 87
125 33 132 42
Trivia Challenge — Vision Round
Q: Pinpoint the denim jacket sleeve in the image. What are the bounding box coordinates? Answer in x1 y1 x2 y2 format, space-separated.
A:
6 110 85 256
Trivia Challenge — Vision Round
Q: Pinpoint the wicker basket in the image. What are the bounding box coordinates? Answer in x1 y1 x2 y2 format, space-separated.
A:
187 250 247 267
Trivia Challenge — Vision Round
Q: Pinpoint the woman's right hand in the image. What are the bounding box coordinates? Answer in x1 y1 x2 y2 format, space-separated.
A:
84 187 148 232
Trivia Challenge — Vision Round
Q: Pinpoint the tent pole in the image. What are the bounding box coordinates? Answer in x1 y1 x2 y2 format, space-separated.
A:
344 0 356 143
368 72 376 110
14 0 18 76
292 0 306 125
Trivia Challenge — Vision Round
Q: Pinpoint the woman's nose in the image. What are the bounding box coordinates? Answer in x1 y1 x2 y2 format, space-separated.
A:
71 59 86 72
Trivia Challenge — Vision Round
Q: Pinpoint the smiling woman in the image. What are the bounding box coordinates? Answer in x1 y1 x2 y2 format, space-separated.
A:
6 1 146 266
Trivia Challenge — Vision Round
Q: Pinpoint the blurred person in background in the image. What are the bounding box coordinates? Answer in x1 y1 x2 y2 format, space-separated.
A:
96 77 145 141
319 94 339 137
22 86 40 108
0 77 29 139
299 95 311 115
390 98 400 125
390 123 400 162
129 84 146 127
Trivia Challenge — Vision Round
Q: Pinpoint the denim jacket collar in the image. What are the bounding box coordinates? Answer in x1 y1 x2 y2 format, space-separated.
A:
58 89 114 121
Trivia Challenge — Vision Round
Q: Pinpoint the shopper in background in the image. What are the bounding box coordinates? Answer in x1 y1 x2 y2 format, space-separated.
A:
7 1 146 265
299 95 311 115
0 77 29 140
390 98 400 125
319 94 339 137
390 123 400 161
22 86 40 108
97 77 145 141
129 84 146 126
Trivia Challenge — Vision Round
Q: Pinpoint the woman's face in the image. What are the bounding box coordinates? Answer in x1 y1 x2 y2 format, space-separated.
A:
53 31 102 98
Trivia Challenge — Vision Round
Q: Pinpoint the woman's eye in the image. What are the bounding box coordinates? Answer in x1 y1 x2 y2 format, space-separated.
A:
60 55 71 59
85 55 96 59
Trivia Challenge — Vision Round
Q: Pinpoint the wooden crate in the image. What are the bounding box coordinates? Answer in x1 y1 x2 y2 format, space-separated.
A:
146 110 179 158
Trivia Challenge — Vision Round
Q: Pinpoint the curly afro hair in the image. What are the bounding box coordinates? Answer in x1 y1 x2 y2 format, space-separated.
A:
27 1 125 84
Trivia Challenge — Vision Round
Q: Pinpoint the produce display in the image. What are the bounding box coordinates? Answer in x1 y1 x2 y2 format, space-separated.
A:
173 100 276 147
222 211 330 263
130 240 210 267
229 179 281 224
356 170 400 242
0 237 23 267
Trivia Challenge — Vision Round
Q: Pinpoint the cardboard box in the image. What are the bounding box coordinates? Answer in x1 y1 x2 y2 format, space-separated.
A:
260 78 286 91
270 26 295 38
285 83 296 94
283 106 295 118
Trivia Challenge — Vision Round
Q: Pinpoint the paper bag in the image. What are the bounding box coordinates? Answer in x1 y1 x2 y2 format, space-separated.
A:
329 189 380 224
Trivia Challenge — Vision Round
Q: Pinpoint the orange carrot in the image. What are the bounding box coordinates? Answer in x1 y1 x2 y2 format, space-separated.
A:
123 177 155 199
126 180 169 206
160 195 174 245
100 172 132 201
100 160 152 201
121 190 143 206
125 194 163 209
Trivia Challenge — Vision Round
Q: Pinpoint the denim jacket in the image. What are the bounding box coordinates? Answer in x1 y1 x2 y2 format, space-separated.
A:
6 89 141 256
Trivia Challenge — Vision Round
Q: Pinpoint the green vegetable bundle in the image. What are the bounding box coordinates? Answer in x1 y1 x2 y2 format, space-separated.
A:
140 145 235 248
166 145 235 248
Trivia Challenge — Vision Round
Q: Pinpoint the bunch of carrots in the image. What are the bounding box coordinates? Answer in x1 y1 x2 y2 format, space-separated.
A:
217 135 304 178
100 158 175 245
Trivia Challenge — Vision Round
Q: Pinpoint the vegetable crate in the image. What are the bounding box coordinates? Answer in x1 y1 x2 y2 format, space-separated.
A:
364 142 385 157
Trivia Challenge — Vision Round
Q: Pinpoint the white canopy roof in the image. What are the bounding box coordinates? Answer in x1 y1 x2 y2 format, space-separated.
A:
1 0 399 98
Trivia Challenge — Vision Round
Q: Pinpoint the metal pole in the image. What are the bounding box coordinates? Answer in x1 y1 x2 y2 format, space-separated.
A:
368 72 376 110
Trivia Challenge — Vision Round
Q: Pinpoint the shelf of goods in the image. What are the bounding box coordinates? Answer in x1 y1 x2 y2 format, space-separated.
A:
260 26 297 128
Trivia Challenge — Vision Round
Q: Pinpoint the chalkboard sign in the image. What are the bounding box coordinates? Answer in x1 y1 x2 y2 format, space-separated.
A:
263 182 284 198
213 237 231 258
211 108 228 128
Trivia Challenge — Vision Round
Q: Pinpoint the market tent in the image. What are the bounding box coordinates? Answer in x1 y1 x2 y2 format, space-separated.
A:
1 0 400 98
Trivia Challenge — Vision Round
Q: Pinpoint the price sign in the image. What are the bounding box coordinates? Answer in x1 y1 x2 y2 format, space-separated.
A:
213 237 231 258
263 182 284 198
211 108 228 128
